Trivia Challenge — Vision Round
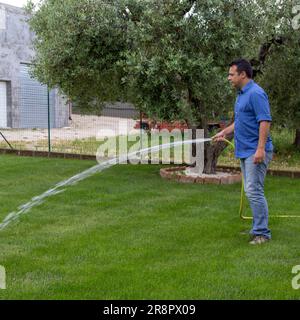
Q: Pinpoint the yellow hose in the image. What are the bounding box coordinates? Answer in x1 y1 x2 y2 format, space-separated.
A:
222 138 300 220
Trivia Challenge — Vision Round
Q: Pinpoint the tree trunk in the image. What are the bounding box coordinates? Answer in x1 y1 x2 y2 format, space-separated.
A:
187 95 234 174
203 142 218 174
294 128 300 149
191 122 234 175
203 132 234 174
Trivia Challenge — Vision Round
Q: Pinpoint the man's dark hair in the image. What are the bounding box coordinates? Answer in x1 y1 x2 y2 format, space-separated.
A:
229 59 253 79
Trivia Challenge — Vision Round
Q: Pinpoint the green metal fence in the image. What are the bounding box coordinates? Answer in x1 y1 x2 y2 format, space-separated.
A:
0 87 144 157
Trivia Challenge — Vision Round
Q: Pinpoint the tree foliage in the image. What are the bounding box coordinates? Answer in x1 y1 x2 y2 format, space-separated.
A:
27 0 299 170
28 0 271 126
27 0 128 108
257 1 300 137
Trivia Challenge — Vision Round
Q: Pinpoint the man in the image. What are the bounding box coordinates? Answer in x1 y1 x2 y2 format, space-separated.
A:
213 59 273 245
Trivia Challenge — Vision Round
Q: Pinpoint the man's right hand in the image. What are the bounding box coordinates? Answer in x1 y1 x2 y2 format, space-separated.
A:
212 130 226 142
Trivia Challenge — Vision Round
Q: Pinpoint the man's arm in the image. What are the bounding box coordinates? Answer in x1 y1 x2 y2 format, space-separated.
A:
212 122 234 141
253 121 271 164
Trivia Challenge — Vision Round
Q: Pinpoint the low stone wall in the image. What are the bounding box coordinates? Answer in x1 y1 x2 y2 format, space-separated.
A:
160 166 242 184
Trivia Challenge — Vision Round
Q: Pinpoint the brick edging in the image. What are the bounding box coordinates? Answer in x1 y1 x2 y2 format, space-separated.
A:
0 148 96 161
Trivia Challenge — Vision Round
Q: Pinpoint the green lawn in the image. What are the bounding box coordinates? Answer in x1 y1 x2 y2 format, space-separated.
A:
0 154 300 300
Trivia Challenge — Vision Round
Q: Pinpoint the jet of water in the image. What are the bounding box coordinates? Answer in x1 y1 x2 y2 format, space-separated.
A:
0 138 212 230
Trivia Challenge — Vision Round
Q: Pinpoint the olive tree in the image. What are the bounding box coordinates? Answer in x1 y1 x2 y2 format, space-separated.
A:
27 0 274 172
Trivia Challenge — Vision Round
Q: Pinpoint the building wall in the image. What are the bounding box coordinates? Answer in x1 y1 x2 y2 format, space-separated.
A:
0 2 68 128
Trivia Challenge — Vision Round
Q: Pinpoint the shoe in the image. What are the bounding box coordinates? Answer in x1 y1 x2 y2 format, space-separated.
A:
249 235 270 245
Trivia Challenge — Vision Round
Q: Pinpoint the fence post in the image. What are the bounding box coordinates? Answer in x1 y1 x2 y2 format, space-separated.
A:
140 111 143 162
47 87 51 153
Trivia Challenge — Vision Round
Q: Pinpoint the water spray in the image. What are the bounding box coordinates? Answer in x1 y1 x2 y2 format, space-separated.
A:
0 138 211 230
0 137 298 231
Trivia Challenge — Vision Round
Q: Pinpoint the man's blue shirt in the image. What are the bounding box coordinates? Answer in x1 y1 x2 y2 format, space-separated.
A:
234 80 273 159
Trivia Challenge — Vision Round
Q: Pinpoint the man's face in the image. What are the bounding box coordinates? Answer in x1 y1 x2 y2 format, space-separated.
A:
228 65 244 89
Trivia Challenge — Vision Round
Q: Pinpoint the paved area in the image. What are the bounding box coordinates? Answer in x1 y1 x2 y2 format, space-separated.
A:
0 114 138 143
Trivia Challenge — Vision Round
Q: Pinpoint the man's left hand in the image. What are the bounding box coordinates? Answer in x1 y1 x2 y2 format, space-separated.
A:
253 148 266 164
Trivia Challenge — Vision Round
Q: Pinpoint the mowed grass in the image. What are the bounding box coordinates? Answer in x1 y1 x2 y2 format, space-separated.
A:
0 155 300 300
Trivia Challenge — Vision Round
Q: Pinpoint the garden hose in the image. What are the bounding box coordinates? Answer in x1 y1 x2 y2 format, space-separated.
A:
222 138 300 220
